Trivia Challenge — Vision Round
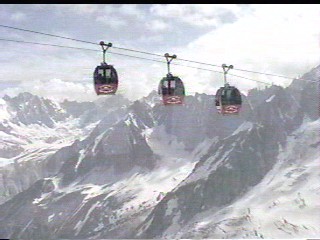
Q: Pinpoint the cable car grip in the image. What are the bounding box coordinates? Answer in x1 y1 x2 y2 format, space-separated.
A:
164 53 177 75
222 64 234 85
99 41 113 64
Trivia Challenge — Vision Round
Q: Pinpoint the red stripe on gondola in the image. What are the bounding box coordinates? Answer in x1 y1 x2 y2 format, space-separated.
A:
96 84 117 94
222 105 240 114
163 95 184 105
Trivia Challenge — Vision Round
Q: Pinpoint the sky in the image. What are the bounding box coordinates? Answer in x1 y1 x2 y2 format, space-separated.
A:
0 4 319 102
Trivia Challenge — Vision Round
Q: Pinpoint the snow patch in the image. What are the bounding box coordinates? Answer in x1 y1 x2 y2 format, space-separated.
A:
266 94 276 102
93 222 104 232
81 184 104 202
48 213 55 222
74 201 100 235
232 121 253 136
92 130 108 153
0 99 11 121
166 198 178 216
0 157 14 167
75 149 86 171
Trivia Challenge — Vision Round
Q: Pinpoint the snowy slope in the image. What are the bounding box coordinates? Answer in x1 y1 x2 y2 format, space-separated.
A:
0 118 97 204
0 121 199 239
0 93 102 204
151 117 320 239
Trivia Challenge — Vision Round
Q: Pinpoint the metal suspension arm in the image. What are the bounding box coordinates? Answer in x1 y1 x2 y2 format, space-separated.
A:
222 63 234 85
100 41 112 64
164 53 177 75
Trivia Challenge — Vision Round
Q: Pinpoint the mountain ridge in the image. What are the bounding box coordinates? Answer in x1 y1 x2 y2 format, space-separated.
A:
0 65 318 239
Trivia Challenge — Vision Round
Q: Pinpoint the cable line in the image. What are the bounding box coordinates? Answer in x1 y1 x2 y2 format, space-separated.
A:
0 38 273 86
0 38 316 86
0 24 97 46
0 38 98 52
1 24 317 83
0 24 163 57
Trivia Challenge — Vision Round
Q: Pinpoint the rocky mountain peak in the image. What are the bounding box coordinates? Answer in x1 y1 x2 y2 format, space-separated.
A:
3 92 68 128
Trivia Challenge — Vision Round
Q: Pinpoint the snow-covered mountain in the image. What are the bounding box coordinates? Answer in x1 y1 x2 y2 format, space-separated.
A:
0 93 128 205
2 92 69 127
0 65 319 239
137 117 320 239
137 66 320 239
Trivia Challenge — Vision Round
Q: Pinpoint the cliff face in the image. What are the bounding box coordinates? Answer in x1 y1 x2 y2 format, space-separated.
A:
152 92 252 151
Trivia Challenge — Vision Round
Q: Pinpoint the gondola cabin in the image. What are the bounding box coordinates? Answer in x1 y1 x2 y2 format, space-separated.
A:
158 74 185 105
93 63 118 95
215 84 242 114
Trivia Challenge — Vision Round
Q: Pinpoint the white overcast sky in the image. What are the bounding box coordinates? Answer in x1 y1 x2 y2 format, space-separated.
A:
0 4 319 102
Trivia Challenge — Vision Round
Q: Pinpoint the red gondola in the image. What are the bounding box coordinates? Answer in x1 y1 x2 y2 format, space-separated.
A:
93 41 118 95
158 53 185 105
215 64 242 115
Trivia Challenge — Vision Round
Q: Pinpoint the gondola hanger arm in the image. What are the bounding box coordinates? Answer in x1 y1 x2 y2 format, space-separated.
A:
100 41 112 64
164 53 177 63
100 41 112 51
222 63 234 74
164 53 177 75
222 64 234 85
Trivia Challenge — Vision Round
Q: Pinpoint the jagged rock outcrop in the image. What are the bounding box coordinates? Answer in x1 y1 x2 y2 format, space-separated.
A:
152 92 252 151
56 101 156 185
3 92 68 128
